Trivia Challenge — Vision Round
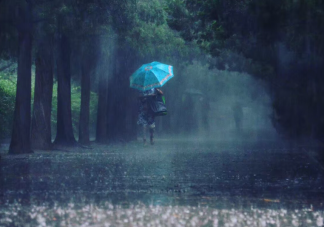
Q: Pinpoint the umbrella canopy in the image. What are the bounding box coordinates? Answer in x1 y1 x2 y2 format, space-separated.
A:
130 61 174 91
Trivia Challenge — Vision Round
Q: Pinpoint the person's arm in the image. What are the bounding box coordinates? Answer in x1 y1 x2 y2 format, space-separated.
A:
156 88 163 95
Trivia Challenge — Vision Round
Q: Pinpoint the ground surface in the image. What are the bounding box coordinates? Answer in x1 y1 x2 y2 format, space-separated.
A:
0 138 324 226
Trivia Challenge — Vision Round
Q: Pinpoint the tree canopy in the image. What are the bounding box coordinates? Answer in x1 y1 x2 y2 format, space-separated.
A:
1 0 324 152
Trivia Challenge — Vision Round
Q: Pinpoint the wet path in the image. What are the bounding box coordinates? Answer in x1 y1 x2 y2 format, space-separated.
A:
0 140 324 226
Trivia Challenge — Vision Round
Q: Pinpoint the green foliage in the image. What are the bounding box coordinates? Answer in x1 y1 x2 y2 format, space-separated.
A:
127 22 186 59
165 0 228 43
123 0 194 64
51 82 98 138
0 74 16 139
166 0 324 63
0 71 98 140
164 0 324 140
136 0 167 26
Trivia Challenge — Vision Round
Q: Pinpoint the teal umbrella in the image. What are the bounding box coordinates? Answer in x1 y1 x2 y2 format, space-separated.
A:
130 61 174 91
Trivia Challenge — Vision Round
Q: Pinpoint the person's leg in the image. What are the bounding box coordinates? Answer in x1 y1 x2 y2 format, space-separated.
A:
147 111 155 145
149 124 155 145
139 108 149 146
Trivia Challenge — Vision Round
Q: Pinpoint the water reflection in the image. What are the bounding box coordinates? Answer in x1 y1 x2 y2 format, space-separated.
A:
0 141 323 226
0 158 31 204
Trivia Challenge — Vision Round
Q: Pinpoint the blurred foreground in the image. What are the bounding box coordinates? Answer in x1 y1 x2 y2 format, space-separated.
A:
0 138 324 226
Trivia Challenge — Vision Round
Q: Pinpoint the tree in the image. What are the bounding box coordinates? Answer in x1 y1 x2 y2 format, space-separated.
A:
51 0 135 144
52 0 103 146
79 40 98 144
31 34 54 149
1 0 58 153
54 33 77 146
165 0 324 142
7 0 33 154
95 37 112 143
95 65 109 143
106 40 139 141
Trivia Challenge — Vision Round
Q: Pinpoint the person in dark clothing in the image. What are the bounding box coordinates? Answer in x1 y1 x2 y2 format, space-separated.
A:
137 88 163 145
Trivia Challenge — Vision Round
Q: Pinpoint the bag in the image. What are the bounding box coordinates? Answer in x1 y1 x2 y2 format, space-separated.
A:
148 95 167 116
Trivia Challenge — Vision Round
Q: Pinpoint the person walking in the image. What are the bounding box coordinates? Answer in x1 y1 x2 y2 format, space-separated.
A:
137 88 163 145
130 61 173 145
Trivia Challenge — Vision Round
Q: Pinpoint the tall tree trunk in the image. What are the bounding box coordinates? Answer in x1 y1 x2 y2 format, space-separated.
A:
106 44 138 142
54 34 76 146
79 54 91 144
9 4 33 154
96 66 108 143
106 47 126 141
31 36 54 149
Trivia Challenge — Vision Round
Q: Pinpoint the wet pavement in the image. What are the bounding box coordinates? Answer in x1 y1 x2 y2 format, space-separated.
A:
0 139 324 226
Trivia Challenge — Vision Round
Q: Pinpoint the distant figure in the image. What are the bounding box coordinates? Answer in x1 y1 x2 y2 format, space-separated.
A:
137 88 163 145
232 102 243 132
